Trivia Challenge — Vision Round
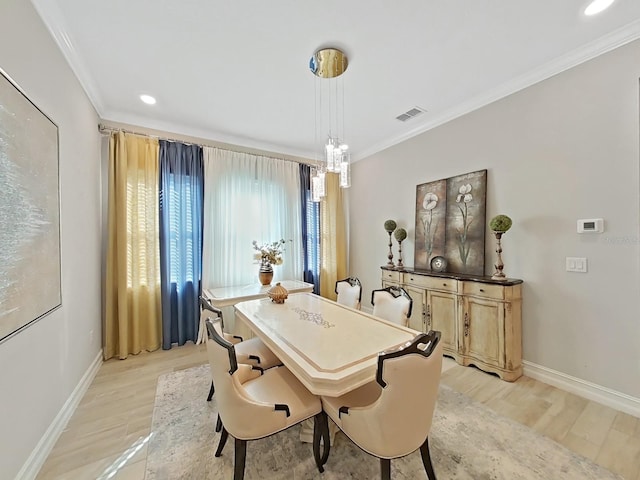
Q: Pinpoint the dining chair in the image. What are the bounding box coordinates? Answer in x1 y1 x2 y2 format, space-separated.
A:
319 330 443 480
205 317 330 479
200 296 282 433
370 286 413 326
335 276 363 310
200 296 282 399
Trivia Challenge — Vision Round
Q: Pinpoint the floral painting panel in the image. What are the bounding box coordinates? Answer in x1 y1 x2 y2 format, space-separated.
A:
414 179 447 270
444 169 487 275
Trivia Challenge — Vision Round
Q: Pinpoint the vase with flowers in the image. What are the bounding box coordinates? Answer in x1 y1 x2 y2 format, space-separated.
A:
253 239 286 285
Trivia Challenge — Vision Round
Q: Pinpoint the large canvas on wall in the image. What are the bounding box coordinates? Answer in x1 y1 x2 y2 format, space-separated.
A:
415 169 487 275
0 68 61 343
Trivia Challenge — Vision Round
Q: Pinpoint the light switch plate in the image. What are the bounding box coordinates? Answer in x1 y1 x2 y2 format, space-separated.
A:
566 257 587 273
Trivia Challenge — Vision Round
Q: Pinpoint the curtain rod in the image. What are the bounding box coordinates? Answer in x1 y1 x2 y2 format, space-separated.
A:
98 123 320 167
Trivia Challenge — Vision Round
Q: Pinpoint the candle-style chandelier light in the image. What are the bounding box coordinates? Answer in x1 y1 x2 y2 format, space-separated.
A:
309 47 351 202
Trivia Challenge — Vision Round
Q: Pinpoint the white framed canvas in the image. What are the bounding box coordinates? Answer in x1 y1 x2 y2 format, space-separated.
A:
0 67 61 343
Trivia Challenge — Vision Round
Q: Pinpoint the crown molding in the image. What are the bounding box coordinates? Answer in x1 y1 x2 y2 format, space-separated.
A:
31 0 105 115
100 110 315 162
354 19 640 162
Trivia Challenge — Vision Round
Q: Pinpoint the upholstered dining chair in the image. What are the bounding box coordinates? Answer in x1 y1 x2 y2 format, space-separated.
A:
370 286 413 326
319 330 443 480
335 276 363 310
200 296 282 401
205 317 330 479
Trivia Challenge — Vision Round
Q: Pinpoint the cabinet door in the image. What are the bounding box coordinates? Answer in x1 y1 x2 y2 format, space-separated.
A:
427 290 458 353
463 297 505 368
403 285 426 332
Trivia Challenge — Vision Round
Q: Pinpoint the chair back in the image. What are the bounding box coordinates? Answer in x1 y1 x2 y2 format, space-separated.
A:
200 295 224 324
335 277 362 309
371 286 412 326
341 331 443 459
205 318 287 439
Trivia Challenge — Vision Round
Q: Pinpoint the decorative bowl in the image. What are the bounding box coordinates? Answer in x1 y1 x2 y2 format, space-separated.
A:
267 282 289 304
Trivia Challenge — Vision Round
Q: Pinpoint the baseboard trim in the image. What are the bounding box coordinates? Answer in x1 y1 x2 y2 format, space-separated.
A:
17 350 103 480
523 360 640 419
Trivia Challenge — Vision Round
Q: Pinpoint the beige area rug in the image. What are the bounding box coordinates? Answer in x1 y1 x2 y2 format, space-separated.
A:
145 364 622 480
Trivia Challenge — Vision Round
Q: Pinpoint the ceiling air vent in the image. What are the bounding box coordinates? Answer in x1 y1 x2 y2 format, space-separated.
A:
395 106 426 122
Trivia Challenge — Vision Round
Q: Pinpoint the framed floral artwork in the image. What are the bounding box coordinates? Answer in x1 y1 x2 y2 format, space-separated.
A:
415 169 487 275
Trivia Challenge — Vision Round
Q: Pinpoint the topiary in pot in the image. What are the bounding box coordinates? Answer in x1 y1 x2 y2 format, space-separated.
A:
394 228 407 270
384 220 397 267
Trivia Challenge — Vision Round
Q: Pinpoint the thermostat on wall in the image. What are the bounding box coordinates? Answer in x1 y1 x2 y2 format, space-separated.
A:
577 218 604 233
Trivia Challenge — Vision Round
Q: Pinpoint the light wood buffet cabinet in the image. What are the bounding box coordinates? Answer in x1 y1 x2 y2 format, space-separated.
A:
381 267 523 381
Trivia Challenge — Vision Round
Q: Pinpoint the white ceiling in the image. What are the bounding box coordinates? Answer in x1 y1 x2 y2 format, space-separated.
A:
32 0 640 161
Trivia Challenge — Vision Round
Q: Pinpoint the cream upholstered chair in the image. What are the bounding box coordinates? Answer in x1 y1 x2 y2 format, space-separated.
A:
371 286 413 326
206 318 330 479
200 296 281 401
335 277 363 310
320 331 443 480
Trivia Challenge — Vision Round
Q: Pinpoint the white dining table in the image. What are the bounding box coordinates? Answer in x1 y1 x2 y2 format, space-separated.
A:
197 280 314 343
203 279 314 308
234 292 419 398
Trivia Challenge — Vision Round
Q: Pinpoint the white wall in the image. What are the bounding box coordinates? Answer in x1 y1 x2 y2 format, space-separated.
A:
350 39 640 399
0 1 102 478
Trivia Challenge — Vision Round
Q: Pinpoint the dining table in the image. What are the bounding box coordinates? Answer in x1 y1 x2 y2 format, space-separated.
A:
234 292 420 443
197 279 314 343
234 292 419 397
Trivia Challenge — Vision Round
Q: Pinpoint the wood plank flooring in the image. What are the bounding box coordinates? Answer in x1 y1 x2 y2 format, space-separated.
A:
35 344 640 480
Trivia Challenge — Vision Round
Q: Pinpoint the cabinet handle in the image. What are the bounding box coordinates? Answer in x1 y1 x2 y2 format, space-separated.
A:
464 312 470 337
479 288 485 292
425 305 431 329
443 283 447 287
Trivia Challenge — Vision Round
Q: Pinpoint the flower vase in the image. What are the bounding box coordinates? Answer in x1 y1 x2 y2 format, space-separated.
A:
259 261 274 286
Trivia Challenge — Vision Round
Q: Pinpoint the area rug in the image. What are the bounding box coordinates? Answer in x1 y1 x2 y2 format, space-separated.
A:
145 364 621 480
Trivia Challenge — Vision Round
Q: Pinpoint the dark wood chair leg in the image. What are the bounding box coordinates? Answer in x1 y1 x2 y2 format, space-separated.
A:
419 437 437 480
215 413 222 433
313 413 327 472
380 458 391 480
234 437 247 480
215 426 229 457
207 381 215 401
320 411 330 465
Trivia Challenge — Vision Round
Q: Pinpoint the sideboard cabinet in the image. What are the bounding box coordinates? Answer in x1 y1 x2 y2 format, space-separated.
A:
381 267 523 381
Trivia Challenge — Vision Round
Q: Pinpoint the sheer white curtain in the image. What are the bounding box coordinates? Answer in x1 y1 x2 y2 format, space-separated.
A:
202 147 303 289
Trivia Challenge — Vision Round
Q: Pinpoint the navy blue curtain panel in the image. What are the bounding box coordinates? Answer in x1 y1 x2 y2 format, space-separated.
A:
159 141 204 349
299 164 320 294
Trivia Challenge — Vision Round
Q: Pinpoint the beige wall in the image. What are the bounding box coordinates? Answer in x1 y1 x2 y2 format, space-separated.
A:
0 1 102 478
350 39 640 399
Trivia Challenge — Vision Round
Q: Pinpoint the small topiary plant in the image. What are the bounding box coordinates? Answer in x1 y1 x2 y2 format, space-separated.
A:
489 214 513 233
384 219 397 233
394 227 407 242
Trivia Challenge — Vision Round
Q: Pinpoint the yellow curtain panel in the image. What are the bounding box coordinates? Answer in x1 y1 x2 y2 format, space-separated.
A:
104 132 162 360
319 173 347 300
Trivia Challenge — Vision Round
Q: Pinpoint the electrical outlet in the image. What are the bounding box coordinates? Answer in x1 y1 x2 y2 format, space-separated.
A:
566 257 587 273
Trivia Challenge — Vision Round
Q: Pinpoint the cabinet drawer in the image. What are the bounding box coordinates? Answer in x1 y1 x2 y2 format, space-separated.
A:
381 270 400 282
462 282 505 300
402 273 458 293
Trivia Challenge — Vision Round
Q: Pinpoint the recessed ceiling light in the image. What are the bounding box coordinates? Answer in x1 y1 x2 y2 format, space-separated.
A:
584 0 615 16
139 94 156 105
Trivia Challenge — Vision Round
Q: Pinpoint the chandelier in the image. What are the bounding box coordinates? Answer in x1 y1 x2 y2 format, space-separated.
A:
309 47 350 202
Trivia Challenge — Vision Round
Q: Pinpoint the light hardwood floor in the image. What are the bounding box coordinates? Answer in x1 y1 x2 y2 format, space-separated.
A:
35 344 640 480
